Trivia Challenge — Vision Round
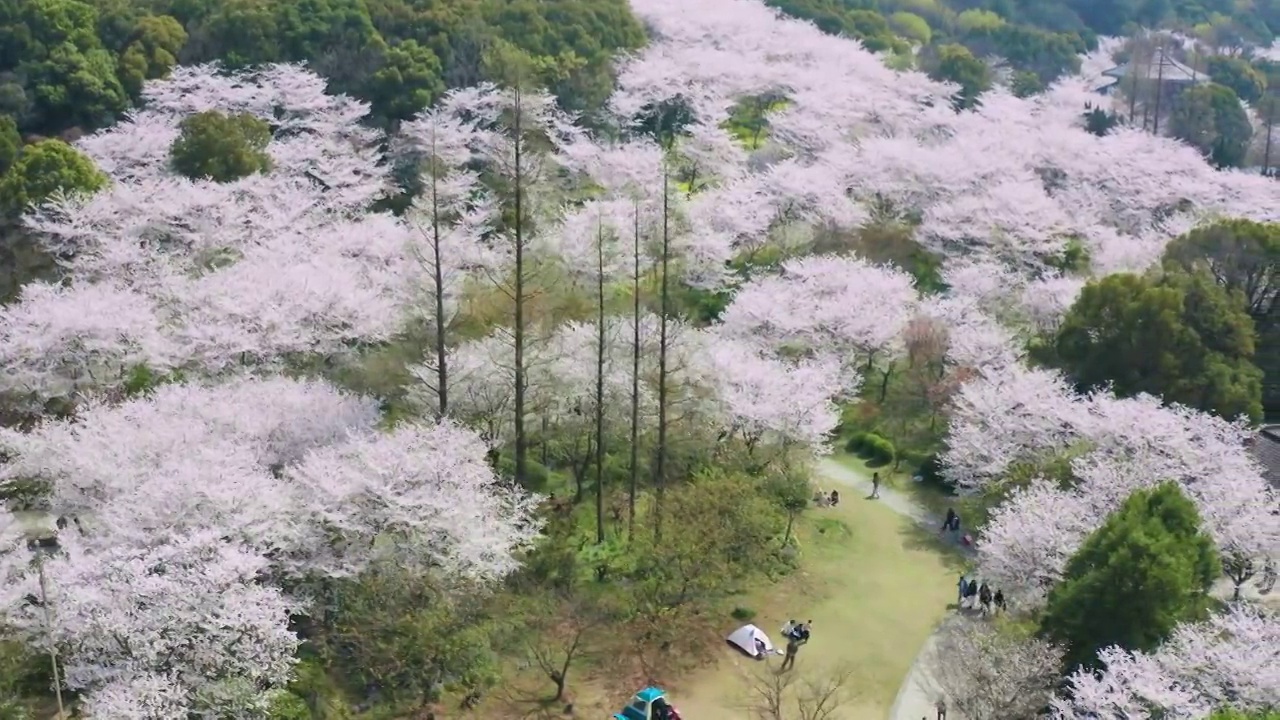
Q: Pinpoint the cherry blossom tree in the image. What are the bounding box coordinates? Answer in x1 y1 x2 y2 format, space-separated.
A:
7 65 413 407
718 254 918 383
1052 604 1280 718
694 332 846 458
926 617 1066 719
0 529 299 719
949 363 1280 604
0 374 541 712
284 420 543 579
0 282 175 408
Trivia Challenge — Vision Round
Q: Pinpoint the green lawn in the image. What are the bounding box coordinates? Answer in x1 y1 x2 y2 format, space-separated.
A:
667 485 962 719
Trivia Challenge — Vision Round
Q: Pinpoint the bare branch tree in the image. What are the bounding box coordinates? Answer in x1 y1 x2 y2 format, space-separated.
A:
740 664 857 720
524 596 607 702
924 618 1064 720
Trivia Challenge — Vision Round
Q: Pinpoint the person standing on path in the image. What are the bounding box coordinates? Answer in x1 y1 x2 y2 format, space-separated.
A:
781 638 799 670
935 699 947 720
871 472 881 498
956 575 968 607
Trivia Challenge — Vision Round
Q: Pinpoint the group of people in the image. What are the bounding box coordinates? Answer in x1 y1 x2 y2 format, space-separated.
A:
779 619 812 670
957 575 1005 615
812 489 840 507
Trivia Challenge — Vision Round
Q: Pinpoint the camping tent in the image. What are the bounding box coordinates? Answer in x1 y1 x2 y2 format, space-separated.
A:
727 623 776 657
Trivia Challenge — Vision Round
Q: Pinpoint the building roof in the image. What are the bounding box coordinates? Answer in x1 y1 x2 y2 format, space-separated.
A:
1102 48 1204 84
1250 426 1280 489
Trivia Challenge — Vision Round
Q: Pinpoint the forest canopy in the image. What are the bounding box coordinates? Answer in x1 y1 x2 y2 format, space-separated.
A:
0 0 646 141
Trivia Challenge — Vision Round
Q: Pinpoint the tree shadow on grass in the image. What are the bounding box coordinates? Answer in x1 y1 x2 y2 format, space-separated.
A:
491 684 579 720
896 521 973 572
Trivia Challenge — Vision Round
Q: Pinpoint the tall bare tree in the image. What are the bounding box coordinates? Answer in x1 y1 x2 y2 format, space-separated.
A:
594 215 608 544
628 200 643 540
653 161 672 542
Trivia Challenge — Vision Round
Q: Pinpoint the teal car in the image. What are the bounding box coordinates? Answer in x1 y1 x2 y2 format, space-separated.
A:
613 687 681 720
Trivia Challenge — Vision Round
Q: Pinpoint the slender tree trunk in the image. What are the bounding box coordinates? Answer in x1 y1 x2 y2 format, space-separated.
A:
654 165 671 543
37 558 64 718
1264 99 1275 174
512 86 529 487
540 415 548 467
1152 44 1166 134
429 151 448 418
628 201 641 541
595 217 607 545
1128 47 1141 124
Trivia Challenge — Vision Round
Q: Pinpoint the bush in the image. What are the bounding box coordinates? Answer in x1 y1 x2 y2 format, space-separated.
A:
862 433 896 465
267 691 311 720
845 431 869 454
731 606 756 622
496 456 551 491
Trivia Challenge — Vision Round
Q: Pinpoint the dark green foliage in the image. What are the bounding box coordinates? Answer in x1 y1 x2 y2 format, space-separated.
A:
169 110 272 182
497 455 550 491
929 43 992 108
1039 483 1219 670
1207 55 1268 103
1170 83 1254 168
0 114 18 174
730 606 757 621
1162 219 1280 412
315 568 501 707
1046 269 1263 422
0 0 646 151
1083 106 1120 136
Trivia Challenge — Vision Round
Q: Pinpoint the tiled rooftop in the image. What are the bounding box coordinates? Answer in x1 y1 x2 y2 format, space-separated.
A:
1251 426 1280 489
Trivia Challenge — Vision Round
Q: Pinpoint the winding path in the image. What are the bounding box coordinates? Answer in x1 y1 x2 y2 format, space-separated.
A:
814 458 971 720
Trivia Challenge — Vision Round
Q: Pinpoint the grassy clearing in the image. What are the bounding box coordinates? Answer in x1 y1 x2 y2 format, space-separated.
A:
656 487 960 719
474 489 959 719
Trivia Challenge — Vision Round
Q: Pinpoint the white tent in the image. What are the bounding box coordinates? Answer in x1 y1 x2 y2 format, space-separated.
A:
726 623 777 657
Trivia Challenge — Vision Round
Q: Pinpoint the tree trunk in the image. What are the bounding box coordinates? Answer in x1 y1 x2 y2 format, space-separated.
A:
512 85 529 488
429 152 448 418
877 363 894 403
1264 100 1274 174
1152 42 1166 134
654 164 671 543
628 201 642 541
595 217 607 545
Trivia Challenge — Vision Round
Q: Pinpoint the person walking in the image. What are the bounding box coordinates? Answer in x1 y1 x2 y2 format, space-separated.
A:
956 574 968 607
871 472 881 499
935 699 947 720
941 508 957 535
979 583 993 615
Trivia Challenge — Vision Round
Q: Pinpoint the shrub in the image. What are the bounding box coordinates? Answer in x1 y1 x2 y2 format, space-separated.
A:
496 456 551 491
863 433 896 465
845 431 869 454
170 110 272 182
267 691 311 720
730 606 756 622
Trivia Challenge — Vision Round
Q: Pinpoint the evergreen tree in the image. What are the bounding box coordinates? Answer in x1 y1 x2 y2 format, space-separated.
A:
1039 483 1220 670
